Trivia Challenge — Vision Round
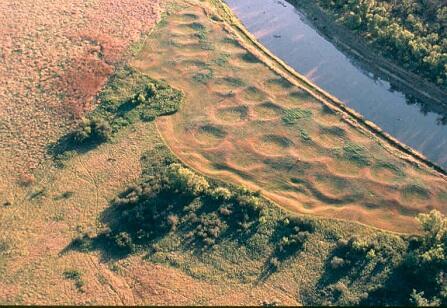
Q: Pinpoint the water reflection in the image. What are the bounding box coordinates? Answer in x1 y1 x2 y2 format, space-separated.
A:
224 0 447 169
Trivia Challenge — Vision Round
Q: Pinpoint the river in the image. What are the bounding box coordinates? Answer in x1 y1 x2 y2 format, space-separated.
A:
224 0 447 171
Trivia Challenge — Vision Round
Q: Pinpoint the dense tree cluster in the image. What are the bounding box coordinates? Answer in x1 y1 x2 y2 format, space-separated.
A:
316 0 447 89
405 210 447 305
104 156 266 251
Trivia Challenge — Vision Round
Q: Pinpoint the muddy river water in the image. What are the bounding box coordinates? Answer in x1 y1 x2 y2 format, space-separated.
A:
224 0 447 170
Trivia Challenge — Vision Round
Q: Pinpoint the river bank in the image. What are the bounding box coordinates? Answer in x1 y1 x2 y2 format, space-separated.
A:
223 0 447 172
288 0 447 116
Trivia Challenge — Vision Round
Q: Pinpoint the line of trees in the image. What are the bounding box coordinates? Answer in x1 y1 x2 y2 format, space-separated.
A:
316 0 447 89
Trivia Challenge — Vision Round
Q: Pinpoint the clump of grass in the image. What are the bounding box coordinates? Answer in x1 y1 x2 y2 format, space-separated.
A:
299 129 312 142
222 37 241 47
240 52 259 63
182 13 198 20
374 161 404 177
282 108 313 125
402 184 431 199
267 78 293 89
220 77 245 88
213 53 230 66
54 191 74 201
199 124 227 139
192 69 214 84
243 86 266 101
321 126 346 138
290 89 310 101
189 22 205 31
342 142 370 166
63 270 85 292
262 134 294 148
28 187 47 201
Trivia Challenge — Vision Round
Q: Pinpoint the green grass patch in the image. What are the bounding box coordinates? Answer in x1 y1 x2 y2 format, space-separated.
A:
192 69 214 84
341 142 371 167
401 184 431 199
299 129 312 142
218 77 245 88
213 53 230 66
199 124 227 139
373 161 405 177
222 37 241 47
282 108 313 125
290 89 310 102
240 52 259 63
242 86 266 101
266 78 294 89
321 126 346 138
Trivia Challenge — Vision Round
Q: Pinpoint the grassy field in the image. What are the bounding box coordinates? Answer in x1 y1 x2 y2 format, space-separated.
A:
132 0 447 233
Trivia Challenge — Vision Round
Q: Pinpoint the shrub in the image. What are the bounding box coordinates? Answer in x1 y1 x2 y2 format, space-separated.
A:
167 163 210 196
403 210 447 305
274 217 313 260
63 269 85 292
330 256 347 269
193 213 224 246
208 187 232 201
167 215 179 231
114 232 134 251
72 118 112 144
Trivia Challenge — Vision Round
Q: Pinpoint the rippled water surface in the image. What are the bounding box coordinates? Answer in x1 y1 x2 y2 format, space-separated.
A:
224 0 447 170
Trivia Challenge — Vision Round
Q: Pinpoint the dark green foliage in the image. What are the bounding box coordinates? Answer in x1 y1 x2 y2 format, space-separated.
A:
63 270 85 292
273 217 313 261
48 67 183 163
102 154 266 251
313 233 407 306
72 118 112 145
401 211 447 305
314 0 447 89
241 52 260 63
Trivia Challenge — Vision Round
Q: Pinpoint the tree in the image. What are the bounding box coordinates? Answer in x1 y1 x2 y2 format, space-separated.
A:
72 118 112 144
405 210 447 305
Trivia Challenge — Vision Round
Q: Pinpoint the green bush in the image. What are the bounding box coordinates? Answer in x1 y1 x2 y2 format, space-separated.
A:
167 163 210 196
63 269 85 292
72 118 112 145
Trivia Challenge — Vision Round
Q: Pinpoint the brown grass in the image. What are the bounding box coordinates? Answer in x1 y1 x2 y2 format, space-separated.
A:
0 0 161 180
0 122 299 305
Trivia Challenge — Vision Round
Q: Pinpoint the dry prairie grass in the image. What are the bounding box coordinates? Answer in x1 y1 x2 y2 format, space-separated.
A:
0 0 161 183
0 122 299 305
